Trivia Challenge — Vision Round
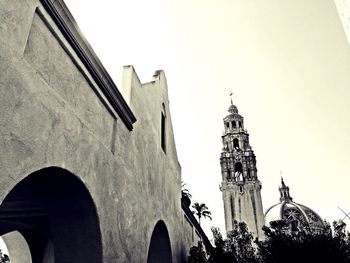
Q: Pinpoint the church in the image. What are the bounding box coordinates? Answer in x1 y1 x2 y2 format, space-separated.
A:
219 99 325 240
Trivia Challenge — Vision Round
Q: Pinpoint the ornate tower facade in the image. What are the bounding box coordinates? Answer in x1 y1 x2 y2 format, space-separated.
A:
219 100 265 239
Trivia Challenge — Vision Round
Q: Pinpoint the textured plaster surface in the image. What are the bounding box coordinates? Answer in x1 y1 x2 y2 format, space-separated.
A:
0 1 195 262
222 182 265 239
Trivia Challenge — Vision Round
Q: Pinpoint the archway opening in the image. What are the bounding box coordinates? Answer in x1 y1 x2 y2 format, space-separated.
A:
0 167 102 263
233 138 239 149
234 162 244 181
147 220 172 263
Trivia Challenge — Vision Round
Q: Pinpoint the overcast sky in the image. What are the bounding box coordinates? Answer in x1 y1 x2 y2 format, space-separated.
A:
64 0 350 237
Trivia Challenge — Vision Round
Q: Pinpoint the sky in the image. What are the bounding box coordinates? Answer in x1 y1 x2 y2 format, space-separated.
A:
64 0 350 237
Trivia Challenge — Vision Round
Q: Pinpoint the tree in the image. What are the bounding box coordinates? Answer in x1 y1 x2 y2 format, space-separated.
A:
0 249 9 263
1 255 9 263
192 202 212 225
256 219 350 263
207 227 235 263
188 219 350 263
188 221 257 263
181 182 192 199
181 182 192 207
227 221 257 263
188 241 207 263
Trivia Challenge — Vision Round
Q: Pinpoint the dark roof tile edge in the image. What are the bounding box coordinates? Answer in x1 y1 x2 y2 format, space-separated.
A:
181 198 213 251
40 0 137 130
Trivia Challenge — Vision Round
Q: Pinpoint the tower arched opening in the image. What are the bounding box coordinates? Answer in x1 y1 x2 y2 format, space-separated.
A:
234 162 244 181
233 138 239 149
147 220 172 263
0 167 103 263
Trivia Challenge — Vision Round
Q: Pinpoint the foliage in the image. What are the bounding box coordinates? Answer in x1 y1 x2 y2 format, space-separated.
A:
181 181 192 199
192 202 212 225
256 220 350 263
0 249 9 263
188 221 257 263
188 219 350 263
227 221 258 263
208 221 258 263
188 241 207 263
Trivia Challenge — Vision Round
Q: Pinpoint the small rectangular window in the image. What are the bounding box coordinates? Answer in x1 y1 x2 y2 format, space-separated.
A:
161 113 166 153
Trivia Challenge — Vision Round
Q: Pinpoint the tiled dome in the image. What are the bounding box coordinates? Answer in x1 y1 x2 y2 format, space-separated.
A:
265 179 325 232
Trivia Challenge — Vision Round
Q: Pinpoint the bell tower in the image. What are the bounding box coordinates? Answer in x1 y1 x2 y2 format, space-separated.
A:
219 97 265 239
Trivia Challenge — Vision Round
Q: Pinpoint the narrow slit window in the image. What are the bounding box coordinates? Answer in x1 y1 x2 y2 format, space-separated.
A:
161 112 166 153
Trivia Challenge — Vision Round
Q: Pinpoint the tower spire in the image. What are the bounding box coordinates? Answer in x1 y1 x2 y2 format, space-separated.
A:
280 171 285 187
230 90 233 105
279 177 292 202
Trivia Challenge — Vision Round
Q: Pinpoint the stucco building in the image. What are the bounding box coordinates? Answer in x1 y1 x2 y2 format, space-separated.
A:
0 0 210 262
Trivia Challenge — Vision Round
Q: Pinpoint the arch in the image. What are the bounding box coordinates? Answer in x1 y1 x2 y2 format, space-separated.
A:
0 167 103 263
147 220 172 263
234 162 244 181
2 231 32 263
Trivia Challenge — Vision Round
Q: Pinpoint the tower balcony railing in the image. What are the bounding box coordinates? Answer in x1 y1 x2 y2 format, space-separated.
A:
222 128 247 135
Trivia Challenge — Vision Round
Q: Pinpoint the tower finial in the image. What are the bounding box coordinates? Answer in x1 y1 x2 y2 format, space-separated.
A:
281 177 286 188
279 176 292 202
230 90 233 105
280 171 285 187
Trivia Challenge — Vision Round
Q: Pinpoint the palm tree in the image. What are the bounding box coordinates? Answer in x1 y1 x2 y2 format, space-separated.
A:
192 202 212 225
181 182 192 199
181 182 192 207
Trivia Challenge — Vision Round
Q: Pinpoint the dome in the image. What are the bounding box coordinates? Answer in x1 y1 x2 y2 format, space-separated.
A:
265 179 325 232
228 103 238 114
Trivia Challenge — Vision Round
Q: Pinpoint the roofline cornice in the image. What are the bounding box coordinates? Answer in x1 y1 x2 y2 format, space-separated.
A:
40 0 137 130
